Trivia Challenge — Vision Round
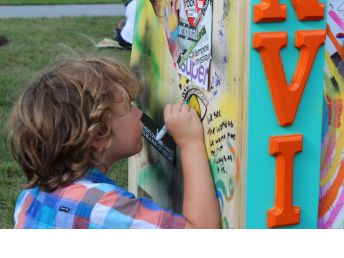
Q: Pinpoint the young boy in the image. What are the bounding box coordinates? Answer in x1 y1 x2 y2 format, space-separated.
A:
10 56 220 229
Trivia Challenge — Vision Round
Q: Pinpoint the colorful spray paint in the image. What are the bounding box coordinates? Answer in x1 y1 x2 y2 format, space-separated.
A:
318 0 344 229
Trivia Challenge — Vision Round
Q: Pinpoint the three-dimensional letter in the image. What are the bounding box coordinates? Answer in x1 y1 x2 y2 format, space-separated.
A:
254 0 325 22
252 30 326 126
267 134 303 228
254 0 287 22
291 0 325 21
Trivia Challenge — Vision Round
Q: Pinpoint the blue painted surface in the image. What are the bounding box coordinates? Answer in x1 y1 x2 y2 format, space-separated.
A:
246 0 327 229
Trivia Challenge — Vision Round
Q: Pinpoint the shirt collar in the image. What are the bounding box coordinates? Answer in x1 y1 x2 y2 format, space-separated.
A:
85 168 117 186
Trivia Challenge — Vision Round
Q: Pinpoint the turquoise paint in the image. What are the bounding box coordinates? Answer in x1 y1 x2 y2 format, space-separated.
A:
246 0 327 228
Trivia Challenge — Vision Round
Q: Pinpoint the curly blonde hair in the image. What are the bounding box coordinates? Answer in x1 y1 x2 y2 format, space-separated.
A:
9 57 142 192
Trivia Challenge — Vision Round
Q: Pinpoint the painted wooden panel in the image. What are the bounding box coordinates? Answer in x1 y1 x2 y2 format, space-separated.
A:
318 0 344 229
246 0 327 229
129 0 247 228
129 0 329 229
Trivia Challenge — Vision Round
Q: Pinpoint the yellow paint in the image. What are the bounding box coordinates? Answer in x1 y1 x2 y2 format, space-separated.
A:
188 95 201 117
156 0 171 17
180 76 187 87
320 51 344 187
167 13 178 32
324 51 343 100
131 0 245 228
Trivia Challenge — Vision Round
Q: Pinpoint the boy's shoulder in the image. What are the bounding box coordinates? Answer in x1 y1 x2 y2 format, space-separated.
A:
58 176 131 203
14 168 185 229
21 170 130 203
14 169 134 228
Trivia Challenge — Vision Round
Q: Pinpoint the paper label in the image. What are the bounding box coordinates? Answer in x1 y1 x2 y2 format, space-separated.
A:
163 0 213 90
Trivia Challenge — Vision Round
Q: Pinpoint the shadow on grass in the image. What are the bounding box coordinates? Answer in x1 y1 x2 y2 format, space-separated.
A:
0 37 9 47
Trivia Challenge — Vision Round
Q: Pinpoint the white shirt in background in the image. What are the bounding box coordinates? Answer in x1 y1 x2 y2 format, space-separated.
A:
120 0 137 44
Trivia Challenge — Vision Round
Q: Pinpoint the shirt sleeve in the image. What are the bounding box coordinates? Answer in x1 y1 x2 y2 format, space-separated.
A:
89 190 185 229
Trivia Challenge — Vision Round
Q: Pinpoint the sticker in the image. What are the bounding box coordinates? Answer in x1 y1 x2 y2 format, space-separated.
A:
162 0 213 90
141 113 176 164
178 21 199 42
177 0 213 90
193 0 211 26
178 26 206 68
185 0 210 27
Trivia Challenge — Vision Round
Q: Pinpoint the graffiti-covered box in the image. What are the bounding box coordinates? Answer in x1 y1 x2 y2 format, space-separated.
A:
128 0 340 229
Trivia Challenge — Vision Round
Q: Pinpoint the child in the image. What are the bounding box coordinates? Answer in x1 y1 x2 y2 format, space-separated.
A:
10 56 220 229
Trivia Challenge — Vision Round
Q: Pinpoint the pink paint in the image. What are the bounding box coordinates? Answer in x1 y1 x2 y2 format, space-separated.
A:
164 0 182 64
326 95 343 128
320 129 329 155
140 154 163 170
318 187 344 228
320 132 336 180
320 95 342 180
140 161 148 169
329 10 344 32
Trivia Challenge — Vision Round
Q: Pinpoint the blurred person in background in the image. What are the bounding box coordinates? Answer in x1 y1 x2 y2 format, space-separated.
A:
113 0 137 48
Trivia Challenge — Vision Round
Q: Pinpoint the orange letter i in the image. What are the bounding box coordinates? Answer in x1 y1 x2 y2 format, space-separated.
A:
267 134 302 228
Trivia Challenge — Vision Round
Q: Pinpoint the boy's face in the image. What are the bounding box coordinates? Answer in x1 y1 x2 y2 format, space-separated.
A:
104 92 144 166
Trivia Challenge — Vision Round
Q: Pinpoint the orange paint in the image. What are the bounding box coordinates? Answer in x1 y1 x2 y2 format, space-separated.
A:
226 196 234 203
267 134 303 228
253 30 326 126
326 23 344 61
291 0 325 21
229 146 241 183
318 160 344 218
253 0 287 23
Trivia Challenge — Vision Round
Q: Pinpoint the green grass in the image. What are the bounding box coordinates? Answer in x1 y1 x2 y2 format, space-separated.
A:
0 15 131 229
0 0 122 5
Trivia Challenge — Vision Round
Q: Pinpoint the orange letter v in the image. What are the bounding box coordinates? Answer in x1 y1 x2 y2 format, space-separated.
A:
253 30 326 126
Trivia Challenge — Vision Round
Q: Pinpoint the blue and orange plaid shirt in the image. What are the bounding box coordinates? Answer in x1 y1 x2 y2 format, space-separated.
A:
14 168 185 229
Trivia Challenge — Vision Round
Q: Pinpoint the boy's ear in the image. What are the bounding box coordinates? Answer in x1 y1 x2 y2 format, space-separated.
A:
91 131 106 149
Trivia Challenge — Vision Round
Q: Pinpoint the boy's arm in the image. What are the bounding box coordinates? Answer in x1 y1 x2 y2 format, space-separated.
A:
164 103 221 229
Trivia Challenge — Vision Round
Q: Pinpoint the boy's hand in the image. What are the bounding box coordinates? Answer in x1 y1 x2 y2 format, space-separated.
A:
164 103 204 150
165 103 221 228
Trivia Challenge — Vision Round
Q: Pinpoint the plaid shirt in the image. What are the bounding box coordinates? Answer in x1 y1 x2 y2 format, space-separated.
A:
14 168 185 229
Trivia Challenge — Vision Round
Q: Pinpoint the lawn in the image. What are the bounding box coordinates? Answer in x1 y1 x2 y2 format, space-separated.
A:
0 0 122 5
0 15 131 229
